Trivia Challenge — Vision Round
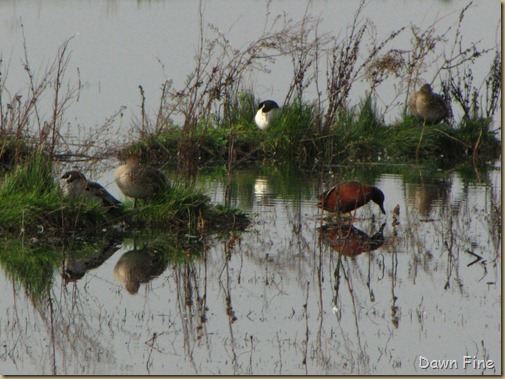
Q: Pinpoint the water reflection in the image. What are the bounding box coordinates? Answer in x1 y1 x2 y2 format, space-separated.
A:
405 175 451 218
113 246 169 294
253 176 277 206
63 238 121 283
320 222 386 257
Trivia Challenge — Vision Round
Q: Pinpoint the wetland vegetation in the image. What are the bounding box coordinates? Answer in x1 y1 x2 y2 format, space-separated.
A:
0 1 499 238
0 1 501 375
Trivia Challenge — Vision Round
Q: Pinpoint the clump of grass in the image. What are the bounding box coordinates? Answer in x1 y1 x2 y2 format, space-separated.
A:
264 100 321 164
0 153 115 234
1 152 55 194
0 135 33 170
0 152 250 236
385 111 500 167
124 83 500 171
127 183 211 229
329 96 387 163
456 116 501 162
121 182 249 232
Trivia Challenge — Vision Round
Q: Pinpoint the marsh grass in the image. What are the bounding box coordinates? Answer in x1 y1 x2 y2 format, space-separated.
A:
126 90 499 170
120 1 499 175
120 182 249 232
0 154 113 234
124 183 210 229
0 152 248 236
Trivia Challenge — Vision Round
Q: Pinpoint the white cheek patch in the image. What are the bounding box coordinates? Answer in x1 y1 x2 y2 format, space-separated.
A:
255 109 269 129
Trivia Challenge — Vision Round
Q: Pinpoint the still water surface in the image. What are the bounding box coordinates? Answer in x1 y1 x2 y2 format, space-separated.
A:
0 0 500 129
0 0 502 375
1 162 501 375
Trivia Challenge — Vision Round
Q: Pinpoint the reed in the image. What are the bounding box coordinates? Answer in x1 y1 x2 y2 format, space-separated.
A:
120 3 499 172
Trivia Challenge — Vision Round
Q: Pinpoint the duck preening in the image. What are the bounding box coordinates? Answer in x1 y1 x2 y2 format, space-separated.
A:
60 170 121 208
408 83 451 125
114 154 167 208
319 181 386 215
254 100 280 130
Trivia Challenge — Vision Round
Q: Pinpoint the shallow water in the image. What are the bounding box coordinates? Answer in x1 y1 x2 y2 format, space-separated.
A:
0 162 501 375
0 0 502 375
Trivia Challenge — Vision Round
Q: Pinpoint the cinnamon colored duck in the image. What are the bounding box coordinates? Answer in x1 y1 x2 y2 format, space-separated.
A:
319 181 386 215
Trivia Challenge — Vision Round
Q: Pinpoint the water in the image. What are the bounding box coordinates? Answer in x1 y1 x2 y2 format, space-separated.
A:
0 162 501 375
0 0 502 375
0 0 500 130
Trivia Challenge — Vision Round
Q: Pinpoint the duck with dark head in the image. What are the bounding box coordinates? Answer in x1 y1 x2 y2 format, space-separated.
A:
254 100 280 130
60 170 121 209
319 181 386 215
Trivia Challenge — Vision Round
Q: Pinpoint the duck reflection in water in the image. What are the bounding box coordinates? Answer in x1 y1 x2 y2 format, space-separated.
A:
114 248 168 294
407 177 451 218
320 222 386 257
63 239 121 283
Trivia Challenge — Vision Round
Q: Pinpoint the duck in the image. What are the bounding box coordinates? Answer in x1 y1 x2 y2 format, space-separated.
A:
254 100 280 129
60 170 121 208
114 154 167 208
408 83 450 124
319 181 386 215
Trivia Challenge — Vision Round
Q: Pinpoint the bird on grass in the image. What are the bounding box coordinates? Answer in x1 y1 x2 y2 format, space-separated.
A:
114 154 167 208
254 100 280 130
318 181 386 215
408 83 451 125
60 170 121 208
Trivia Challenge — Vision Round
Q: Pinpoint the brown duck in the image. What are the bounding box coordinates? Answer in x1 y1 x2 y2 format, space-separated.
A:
408 83 450 124
114 154 167 208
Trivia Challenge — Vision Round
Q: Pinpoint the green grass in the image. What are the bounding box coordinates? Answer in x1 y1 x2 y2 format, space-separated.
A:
121 182 249 232
122 93 500 170
0 154 113 234
0 153 250 236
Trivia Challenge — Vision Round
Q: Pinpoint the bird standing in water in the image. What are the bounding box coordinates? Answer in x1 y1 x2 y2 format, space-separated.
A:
114 154 167 208
408 83 450 125
254 100 280 130
60 170 121 208
319 181 386 215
